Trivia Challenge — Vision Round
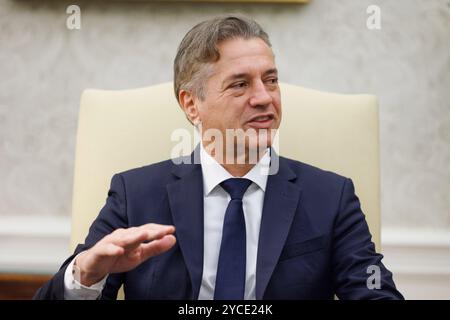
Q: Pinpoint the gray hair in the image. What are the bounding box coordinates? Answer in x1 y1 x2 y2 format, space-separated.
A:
173 14 271 104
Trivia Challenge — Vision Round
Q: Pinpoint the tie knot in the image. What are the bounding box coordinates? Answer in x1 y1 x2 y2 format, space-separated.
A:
220 178 252 200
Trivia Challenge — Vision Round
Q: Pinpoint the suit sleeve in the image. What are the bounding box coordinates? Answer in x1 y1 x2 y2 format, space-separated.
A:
33 174 128 300
331 178 404 300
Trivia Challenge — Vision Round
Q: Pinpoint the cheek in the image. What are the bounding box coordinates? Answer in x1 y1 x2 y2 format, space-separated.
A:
276 100 283 119
201 95 247 129
198 101 218 124
200 105 232 129
221 101 246 126
273 93 282 112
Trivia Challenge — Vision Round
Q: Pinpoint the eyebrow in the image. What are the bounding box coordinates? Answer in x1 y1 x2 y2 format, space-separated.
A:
221 68 278 88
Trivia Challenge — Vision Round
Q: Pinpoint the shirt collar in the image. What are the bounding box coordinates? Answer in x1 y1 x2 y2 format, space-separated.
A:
200 143 270 196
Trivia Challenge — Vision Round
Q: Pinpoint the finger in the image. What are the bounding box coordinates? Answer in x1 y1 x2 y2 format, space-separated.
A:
138 224 175 239
111 229 149 249
134 224 176 246
95 242 124 257
139 234 177 261
109 224 175 249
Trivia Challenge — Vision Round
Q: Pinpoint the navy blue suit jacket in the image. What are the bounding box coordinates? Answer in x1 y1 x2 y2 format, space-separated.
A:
34 150 403 300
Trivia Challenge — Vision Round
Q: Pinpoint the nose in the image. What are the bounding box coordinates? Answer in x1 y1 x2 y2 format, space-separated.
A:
249 80 272 108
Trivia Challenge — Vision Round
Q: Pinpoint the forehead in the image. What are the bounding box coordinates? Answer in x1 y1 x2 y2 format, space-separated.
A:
213 37 276 76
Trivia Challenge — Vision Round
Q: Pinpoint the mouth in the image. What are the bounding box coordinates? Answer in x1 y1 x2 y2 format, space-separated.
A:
246 113 275 129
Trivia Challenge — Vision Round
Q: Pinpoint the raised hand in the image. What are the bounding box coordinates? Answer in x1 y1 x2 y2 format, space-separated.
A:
75 223 176 286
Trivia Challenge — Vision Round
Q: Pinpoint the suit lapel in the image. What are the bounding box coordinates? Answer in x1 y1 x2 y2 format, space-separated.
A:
167 149 204 299
165 148 303 300
255 155 302 300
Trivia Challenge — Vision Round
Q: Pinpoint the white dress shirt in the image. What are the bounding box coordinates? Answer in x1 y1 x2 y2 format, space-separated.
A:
64 145 270 300
63 253 107 300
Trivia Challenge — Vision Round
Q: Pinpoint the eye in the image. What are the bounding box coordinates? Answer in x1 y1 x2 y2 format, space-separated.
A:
231 81 247 89
266 77 278 84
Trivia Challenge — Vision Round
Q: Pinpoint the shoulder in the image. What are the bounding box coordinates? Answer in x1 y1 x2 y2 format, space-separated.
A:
279 156 350 194
279 157 356 226
119 158 177 179
111 157 186 192
281 156 347 182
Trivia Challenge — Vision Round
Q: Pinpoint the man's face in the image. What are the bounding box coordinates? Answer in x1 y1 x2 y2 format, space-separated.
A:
193 37 282 155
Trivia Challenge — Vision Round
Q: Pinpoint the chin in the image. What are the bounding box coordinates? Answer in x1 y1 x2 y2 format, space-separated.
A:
228 126 278 154
248 134 273 151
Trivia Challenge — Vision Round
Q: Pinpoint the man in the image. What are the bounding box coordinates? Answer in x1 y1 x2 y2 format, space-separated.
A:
34 15 403 300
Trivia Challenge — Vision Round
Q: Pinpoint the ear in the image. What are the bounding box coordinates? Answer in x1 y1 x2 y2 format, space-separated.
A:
178 89 201 125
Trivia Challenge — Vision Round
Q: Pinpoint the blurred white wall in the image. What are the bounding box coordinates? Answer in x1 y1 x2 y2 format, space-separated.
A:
0 0 449 299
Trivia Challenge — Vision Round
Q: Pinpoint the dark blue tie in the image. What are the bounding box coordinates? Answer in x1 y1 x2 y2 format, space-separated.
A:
214 178 252 300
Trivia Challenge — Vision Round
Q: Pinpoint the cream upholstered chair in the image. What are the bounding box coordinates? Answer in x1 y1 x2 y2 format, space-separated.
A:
71 82 381 253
